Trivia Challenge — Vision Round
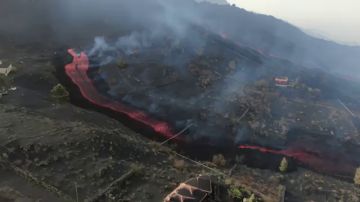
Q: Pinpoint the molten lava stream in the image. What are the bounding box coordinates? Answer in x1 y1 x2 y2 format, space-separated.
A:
238 145 356 178
64 49 181 142
65 49 356 178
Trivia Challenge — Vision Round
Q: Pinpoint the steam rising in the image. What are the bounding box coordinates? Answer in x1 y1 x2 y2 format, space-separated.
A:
1 0 359 77
1 0 360 146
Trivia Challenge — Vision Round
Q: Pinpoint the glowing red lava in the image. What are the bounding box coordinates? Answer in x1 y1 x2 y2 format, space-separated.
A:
64 49 180 141
64 48 357 178
238 145 356 177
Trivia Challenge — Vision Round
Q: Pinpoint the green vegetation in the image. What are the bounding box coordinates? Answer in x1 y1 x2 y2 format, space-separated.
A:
130 163 145 176
116 59 128 69
228 185 244 199
279 157 288 173
354 167 360 185
50 84 69 101
228 185 259 201
212 154 226 167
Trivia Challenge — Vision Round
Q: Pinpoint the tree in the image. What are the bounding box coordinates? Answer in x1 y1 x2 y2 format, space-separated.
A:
228 186 243 199
279 157 288 173
354 167 360 185
50 83 69 101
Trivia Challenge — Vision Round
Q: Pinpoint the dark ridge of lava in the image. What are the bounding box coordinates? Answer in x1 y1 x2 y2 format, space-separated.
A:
54 26 360 179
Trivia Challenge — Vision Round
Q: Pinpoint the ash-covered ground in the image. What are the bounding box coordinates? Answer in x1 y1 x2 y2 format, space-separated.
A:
1 0 360 202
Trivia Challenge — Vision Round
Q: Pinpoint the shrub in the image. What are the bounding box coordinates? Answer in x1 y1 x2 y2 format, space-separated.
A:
279 157 288 173
50 84 69 101
228 186 243 199
130 163 144 176
116 59 128 69
354 167 360 185
212 154 226 167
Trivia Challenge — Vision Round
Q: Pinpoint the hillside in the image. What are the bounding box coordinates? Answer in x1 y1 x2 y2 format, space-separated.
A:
1 0 360 201
195 2 360 77
196 0 229 5
1 0 359 78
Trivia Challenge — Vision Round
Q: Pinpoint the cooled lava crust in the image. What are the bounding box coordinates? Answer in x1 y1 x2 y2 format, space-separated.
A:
54 23 360 179
54 47 360 180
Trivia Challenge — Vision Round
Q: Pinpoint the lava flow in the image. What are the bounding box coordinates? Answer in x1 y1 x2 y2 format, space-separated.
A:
238 145 356 178
63 48 357 179
64 49 181 141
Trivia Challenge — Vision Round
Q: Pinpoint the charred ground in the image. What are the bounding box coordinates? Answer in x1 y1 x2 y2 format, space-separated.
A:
0 0 360 202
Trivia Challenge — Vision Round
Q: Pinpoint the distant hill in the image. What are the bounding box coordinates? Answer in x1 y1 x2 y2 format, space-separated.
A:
196 0 228 5
1 0 359 78
194 3 360 77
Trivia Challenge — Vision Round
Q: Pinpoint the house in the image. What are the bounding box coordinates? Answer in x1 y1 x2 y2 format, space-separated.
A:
0 64 15 76
274 77 289 87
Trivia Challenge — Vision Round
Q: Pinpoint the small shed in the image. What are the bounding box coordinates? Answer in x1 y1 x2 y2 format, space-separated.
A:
0 64 15 76
274 77 289 87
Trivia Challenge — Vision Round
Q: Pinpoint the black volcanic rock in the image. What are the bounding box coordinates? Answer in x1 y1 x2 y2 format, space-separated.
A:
194 3 360 77
1 1 360 201
1 0 359 77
